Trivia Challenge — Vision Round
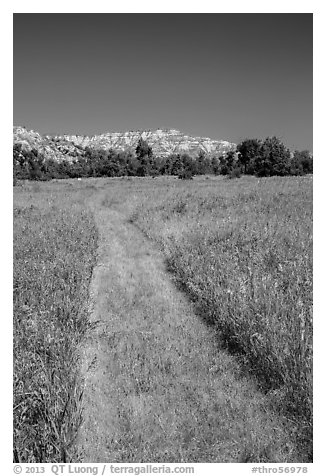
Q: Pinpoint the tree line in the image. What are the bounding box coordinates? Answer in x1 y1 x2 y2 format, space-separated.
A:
13 136 312 183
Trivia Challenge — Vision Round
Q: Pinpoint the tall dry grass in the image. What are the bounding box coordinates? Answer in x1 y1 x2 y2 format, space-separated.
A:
13 183 98 462
132 175 313 458
13 176 312 462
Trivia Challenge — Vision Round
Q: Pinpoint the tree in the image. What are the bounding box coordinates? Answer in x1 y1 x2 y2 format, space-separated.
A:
181 153 196 176
211 156 221 175
13 144 27 180
170 154 184 176
22 148 47 181
256 136 291 177
220 151 238 175
135 138 154 176
291 150 313 175
153 156 166 176
196 150 211 175
237 139 261 174
161 155 175 175
126 154 140 176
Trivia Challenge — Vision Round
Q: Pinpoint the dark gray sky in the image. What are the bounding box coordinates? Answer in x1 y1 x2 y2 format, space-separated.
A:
13 13 312 151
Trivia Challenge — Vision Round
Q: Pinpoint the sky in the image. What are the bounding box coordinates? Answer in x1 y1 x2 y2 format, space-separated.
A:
13 13 313 151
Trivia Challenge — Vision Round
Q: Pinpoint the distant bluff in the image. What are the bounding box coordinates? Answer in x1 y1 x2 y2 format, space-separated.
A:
13 126 236 161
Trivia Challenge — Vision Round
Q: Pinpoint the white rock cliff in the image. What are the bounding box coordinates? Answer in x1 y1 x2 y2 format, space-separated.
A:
14 126 236 161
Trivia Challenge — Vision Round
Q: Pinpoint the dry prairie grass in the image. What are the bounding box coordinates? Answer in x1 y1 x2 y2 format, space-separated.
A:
13 182 98 462
13 175 312 463
131 175 313 459
80 188 300 463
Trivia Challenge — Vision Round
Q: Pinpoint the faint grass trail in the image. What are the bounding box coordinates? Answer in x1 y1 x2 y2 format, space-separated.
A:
78 188 298 463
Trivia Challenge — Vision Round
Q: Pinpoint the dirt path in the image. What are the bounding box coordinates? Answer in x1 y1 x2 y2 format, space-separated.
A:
78 190 296 463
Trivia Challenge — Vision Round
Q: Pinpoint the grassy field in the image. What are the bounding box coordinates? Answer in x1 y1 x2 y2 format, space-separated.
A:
13 181 98 462
13 175 313 462
130 175 313 456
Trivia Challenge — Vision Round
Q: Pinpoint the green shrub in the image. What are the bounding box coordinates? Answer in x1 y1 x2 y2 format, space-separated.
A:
227 166 242 179
178 170 193 180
